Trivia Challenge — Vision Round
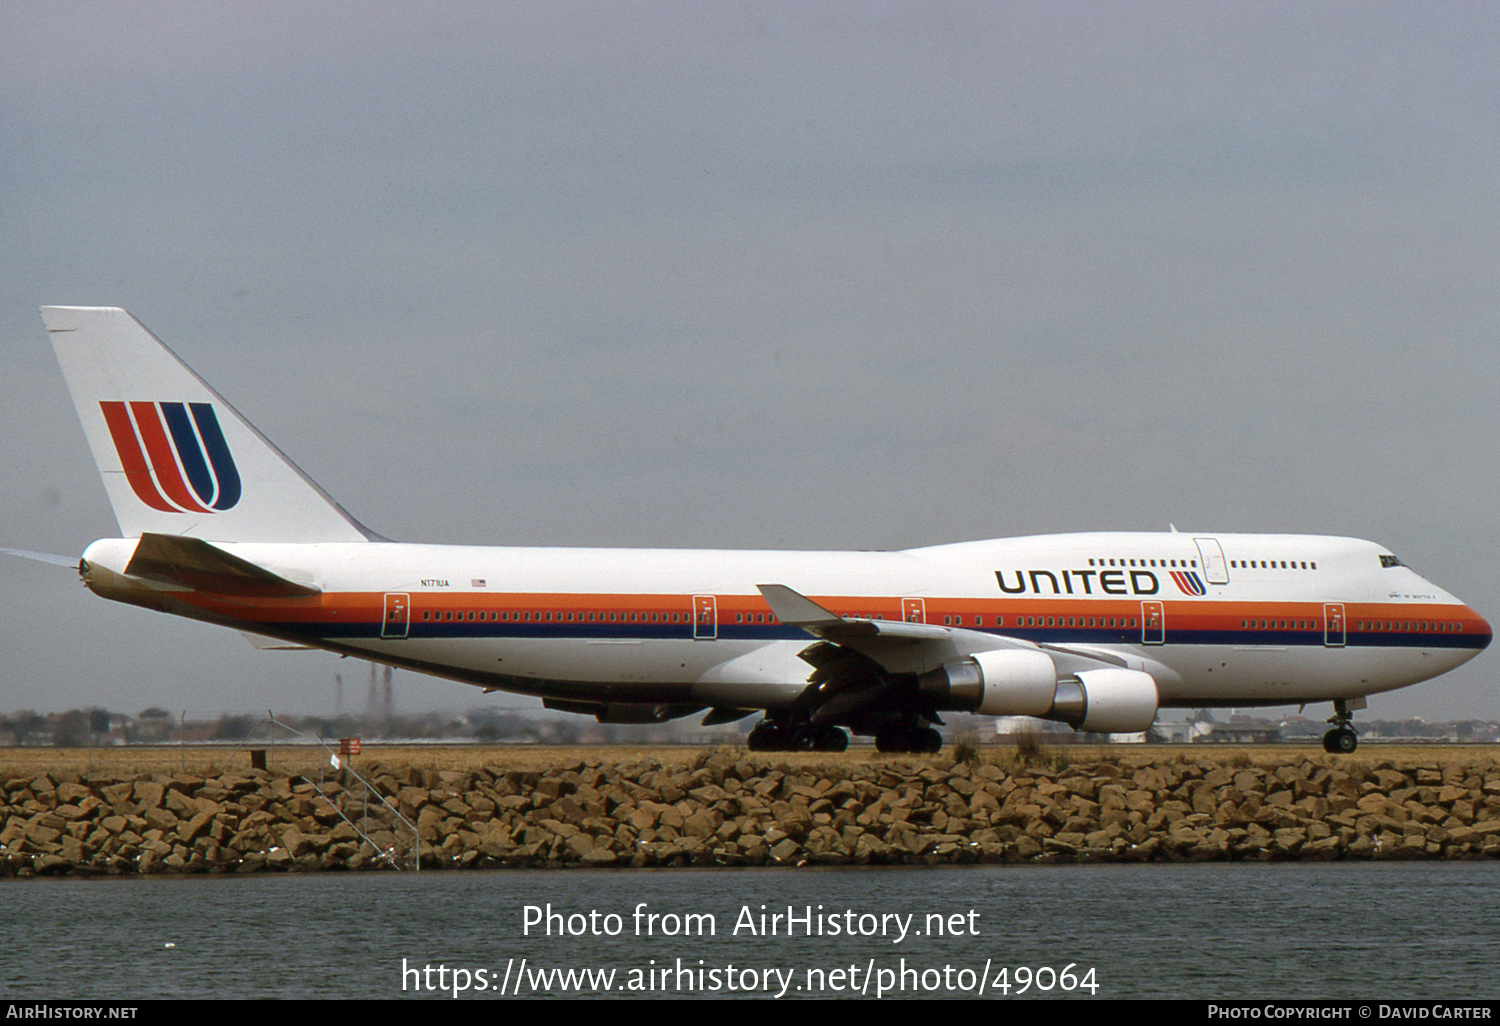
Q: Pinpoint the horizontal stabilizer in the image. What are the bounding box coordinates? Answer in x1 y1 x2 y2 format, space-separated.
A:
125 533 319 597
240 631 315 650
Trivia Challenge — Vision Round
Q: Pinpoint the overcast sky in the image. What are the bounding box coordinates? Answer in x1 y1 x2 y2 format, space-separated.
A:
2 1 1497 724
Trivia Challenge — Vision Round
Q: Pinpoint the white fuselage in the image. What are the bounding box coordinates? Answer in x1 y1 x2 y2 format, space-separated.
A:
81 530 1491 712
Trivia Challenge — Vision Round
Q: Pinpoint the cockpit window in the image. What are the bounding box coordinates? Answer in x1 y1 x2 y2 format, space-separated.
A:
1379 554 1404 569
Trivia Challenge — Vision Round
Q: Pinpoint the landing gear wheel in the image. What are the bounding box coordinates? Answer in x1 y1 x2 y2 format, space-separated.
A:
875 724 910 753
814 725 848 752
1323 699 1361 754
749 719 845 752
1322 727 1358 754
875 722 941 754
747 720 782 752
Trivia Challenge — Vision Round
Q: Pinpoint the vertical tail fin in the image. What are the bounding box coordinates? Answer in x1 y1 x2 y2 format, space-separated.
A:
42 306 376 543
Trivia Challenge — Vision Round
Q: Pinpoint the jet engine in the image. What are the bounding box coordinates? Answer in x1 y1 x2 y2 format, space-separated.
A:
917 649 1057 716
1047 668 1159 733
919 653 1158 734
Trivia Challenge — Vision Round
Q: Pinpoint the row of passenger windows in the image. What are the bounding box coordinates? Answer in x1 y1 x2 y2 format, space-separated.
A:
1057 556 1319 571
939 614 1140 629
1232 559 1316 570
414 607 1460 633
415 608 1154 630
1357 620 1463 632
420 610 711 623
1186 618 1464 632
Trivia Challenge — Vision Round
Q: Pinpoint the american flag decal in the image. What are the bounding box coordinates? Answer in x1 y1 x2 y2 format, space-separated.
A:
1170 570 1207 596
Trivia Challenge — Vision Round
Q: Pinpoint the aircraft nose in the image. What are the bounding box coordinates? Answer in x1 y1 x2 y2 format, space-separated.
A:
1468 608 1493 650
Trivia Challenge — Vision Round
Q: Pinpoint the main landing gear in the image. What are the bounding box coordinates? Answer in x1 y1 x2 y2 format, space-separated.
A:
874 720 943 755
746 716 848 752
744 714 943 755
1322 698 1359 754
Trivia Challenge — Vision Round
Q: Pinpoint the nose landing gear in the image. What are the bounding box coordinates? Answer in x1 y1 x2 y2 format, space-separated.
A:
1322 698 1360 753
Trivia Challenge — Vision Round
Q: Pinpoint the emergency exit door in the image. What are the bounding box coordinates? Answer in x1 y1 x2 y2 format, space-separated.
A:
1141 601 1164 645
382 593 410 639
693 594 717 639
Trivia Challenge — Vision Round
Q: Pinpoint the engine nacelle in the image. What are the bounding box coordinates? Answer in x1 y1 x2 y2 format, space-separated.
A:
920 655 1159 734
919 649 1057 716
1049 668 1159 734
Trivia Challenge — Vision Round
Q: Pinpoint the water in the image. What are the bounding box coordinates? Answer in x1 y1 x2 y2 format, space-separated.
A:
3 863 1496 999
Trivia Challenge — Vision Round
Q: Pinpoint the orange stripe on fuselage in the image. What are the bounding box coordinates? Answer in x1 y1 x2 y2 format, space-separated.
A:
167 590 1487 638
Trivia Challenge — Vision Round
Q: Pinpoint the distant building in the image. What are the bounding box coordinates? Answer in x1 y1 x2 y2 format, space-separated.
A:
1200 723 1283 744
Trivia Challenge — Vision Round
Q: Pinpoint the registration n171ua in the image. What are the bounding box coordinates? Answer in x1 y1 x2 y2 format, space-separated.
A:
14 307 1490 754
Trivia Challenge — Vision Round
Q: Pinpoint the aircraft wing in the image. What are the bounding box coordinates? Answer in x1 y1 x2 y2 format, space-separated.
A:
757 583 1046 726
757 582 1037 658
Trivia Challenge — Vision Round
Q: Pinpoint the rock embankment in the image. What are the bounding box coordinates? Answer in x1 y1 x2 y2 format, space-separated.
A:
3 751 1499 875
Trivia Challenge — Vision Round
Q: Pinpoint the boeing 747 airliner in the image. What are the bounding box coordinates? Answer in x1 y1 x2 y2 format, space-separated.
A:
12 307 1490 753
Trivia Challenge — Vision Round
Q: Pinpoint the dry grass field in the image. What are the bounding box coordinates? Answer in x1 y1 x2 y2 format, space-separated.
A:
3 741 1498 781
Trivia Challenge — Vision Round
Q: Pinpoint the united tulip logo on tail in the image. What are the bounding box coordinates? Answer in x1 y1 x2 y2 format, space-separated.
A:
99 401 242 513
